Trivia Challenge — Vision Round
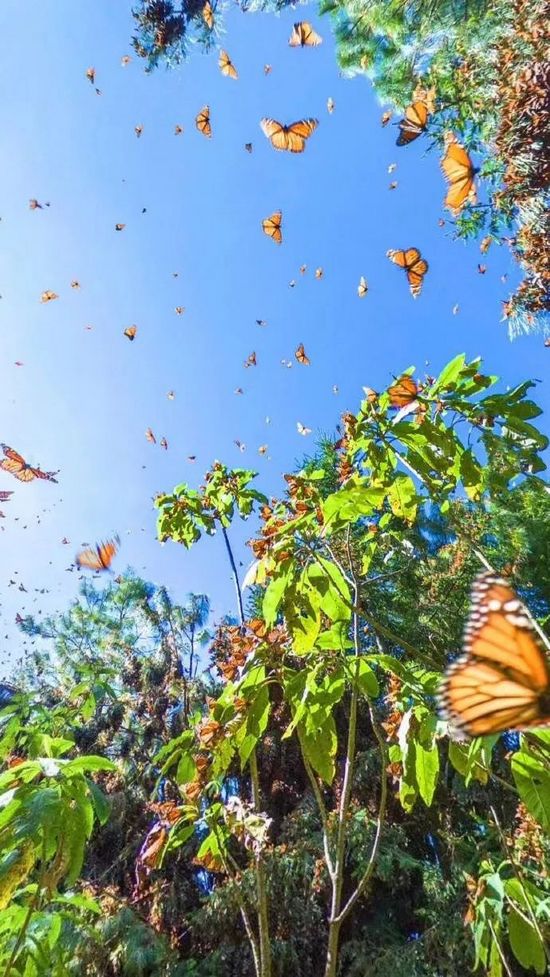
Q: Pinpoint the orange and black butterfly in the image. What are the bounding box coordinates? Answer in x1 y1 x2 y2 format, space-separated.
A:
439 572 550 738
289 22 323 46
124 325 137 341
295 343 310 365
441 135 477 213
0 491 13 502
76 536 120 572
219 50 238 79
387 376 419 408
196 106 212 138
244 351 257 368
41 290 58 303
0 445 58 483
260 118 318 153
386 248 428 298
396 101 429 146
262 211 282 244
202 0 214 28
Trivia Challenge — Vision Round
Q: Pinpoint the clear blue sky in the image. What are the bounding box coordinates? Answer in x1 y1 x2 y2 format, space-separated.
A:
0 0 547 673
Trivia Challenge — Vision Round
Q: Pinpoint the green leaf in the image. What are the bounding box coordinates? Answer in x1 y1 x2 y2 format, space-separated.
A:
87 780 110 826
322 484 386 528
64 756 116 775
508 909 546 975
415 741 438 806
298 714 337 784
431 353 466 393
511 752 550 831
263 567 292 627
387 474 418 521
347 658 379 698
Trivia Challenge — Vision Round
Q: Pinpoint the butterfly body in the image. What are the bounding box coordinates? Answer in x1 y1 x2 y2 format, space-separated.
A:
439 573 550 738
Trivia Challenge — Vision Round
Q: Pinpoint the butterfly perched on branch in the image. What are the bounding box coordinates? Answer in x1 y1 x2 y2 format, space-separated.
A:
439 572 550 738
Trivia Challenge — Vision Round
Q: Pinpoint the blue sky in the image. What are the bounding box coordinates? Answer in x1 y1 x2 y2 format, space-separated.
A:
0 0 547 673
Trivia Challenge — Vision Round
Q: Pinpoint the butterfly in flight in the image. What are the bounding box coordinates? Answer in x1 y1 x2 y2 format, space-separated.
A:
145 428 156 444
0 491 13 502
124 326 137 341
386 248 429 298
41 290 58 303
297 422 312 436
327 97 335 114
115 223 126 231
357 276 368 298
262 211 282 244
260 118 318 153
288 22 323 46
202 1 214 28
135 125 143 138
174 125 184 135
439 572 550 738
196 106 212 138
121 55 131 66
441 135 477 213
76 536 120 572
387 376 419 408
219 50 238 79
295 343 310 365
0 445 58 483
244 351 257 368
396 101 429 146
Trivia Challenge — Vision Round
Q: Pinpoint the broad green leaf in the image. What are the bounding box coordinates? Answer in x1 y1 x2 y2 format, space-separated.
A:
298 715 337 784
87 780 110 826
263 566 292 627
387 474 417 521
511 752 550 831
347 658 379 698
431 353 466 394
508 909 546 975
322 485 386 527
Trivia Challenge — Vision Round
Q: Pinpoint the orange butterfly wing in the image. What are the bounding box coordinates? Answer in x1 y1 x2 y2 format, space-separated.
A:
260 118 318 153
262 211 282 244
196 106 211 138
76 536 119 571
386 249 428 297
387 376 418 407
289 22 322 46
441 139 476 213
439 573 550 737
396 101 428 146
219 51 238 79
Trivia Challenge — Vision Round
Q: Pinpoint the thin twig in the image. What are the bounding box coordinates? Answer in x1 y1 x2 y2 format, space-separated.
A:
302 751 335 879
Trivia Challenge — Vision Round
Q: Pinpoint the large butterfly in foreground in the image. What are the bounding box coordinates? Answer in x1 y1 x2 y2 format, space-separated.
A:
262 211 282 244
288 21 323 46
260 118 318 153
441 135 477 213
439 572 550 738
0 445 58 483
76 536 120 572
386 248 428 298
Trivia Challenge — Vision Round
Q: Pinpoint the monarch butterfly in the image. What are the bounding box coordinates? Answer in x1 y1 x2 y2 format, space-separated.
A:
202 1 214 28
86 67 95 85
145 428 156 443
297 422 312 436
295 343 310 365
386 248 429 298
0 444 58 483
71 280 80 289
264 64 272 75
219 50 237 79
262 211 282 244
396 101 429 146
327 97 335 114
381 110 392 126
40 290 58 303
196 106 211 138
244 142 253 153
124 326 137 341
0 491 13 502
134 125 143 138
174 125 183 135
315 267 323 279
260 118 318 153
175 306 185 315
76 536 120 572
439 572 550 738
387 376 418 408
29 199 43 210
244 351 257 368
357 276 368 298
299 265 307 274
441 136 477 213
160 437 168 450
121 55 131 66
115 224 125 231
258 444 268 455
289 22 323 46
